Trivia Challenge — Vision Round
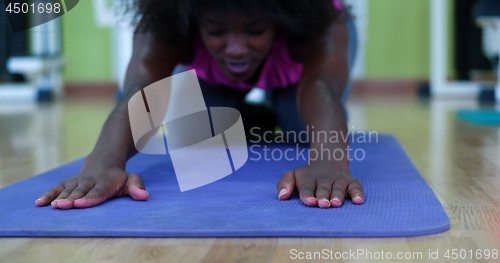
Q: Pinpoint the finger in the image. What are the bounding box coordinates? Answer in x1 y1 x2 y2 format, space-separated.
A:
51 184 77 209
73 186 109 208
315 180 333 209
330 180 348 208
57 184 94 210
297 177 317 207
35 184 64 207
276 170 296 200
347 179 364 205
124 173 149 201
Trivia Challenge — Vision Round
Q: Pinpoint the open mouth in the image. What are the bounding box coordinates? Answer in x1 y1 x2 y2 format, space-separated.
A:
225 61 250 74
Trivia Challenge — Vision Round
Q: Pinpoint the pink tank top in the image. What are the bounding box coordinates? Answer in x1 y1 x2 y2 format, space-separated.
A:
182 0 343 90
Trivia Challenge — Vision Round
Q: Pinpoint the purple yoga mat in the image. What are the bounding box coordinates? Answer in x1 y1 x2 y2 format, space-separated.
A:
0 134 449 237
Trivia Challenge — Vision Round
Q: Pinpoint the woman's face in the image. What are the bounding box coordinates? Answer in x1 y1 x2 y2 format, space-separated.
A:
198 13 277 83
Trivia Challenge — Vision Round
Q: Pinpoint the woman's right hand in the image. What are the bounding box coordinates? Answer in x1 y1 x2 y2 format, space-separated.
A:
32 29 186 210
34 164 149 209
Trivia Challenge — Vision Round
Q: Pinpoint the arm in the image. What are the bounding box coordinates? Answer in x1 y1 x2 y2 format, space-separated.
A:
276 18 363 208
35 30 192 209
85 32 191 169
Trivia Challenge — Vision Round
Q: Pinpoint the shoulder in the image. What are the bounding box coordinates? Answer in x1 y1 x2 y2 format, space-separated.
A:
286 17 348 64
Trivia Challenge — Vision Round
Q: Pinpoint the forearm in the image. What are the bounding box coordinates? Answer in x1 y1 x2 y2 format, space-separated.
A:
84 57 161 170
81 30 188 171
83 53 150 170
83 63 172 170
82 101 137 170
294 17 350 171
298 78 349 171
278 77 362 207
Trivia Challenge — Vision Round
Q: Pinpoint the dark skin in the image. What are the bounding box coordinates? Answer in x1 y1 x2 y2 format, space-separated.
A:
35 13 363 209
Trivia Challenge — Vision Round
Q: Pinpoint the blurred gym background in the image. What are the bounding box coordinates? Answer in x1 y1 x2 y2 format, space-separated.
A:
0 0 498 101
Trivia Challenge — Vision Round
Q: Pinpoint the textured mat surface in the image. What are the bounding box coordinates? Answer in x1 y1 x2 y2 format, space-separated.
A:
457 110 500 126
0 134 449 237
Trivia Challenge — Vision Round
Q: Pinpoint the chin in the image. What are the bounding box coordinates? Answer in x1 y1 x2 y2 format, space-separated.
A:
223 68 255 82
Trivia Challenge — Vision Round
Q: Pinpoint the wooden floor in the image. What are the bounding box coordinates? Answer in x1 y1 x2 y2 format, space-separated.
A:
0 93 499 262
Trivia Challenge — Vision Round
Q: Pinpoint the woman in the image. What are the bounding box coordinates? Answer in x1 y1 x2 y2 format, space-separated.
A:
35 0 363 209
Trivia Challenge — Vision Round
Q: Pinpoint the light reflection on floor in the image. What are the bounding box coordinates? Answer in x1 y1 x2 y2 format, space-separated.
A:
0 97 113 188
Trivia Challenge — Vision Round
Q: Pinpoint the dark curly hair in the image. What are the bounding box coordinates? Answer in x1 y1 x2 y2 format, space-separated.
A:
124 0 342 44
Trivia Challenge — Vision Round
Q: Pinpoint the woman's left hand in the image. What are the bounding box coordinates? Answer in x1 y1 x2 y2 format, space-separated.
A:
276 163 363 208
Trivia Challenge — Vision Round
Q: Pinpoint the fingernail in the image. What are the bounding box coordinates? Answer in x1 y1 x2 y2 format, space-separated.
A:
320 198 329 203
307 197 318 203
36 197 45 202
331 197 340 203
353 196 362 201
278 188 287 198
